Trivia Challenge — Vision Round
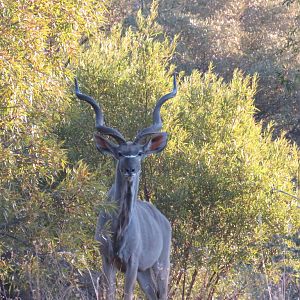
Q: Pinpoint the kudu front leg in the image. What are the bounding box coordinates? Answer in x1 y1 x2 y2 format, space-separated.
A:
101 257 117 300
124 258 139 300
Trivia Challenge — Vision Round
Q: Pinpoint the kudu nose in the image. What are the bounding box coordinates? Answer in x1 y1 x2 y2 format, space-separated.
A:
124 168 136 177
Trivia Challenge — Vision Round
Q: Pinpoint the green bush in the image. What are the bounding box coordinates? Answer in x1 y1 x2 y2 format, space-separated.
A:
158 69 300 298
0 0 106 297
65 8 299 296
1 1 299 298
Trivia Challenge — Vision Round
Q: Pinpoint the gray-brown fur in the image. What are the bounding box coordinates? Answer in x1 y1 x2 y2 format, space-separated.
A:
75 75 177 300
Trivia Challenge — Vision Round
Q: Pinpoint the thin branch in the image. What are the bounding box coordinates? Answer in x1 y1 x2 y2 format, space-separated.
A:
186 268 198 300
0 216 28 230
169 267 184 298
272 188 300 201
0 231 31 247
0 106 19 110
261 251 273 300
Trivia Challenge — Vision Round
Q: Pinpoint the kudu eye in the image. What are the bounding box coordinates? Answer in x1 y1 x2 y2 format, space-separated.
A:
118 151 123 157
138 151 143 156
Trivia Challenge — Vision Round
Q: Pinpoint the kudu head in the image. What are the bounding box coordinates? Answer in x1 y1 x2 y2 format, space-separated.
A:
74 75 177 181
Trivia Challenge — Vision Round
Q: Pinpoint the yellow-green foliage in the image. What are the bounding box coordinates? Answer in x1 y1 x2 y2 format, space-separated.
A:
158 69 300 297
61 2 176 167
0 1 299 298
0 0 106 297
65 8 299 296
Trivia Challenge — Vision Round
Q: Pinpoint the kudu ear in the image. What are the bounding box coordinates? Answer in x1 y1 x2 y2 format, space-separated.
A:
94 133 118 157
142 132 168 155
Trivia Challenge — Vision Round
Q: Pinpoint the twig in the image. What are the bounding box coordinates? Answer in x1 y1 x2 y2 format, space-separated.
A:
0 216 28 230
261 251 273 300
0 106 19 110
272 188 300 207
0 231 31 247
87 267 99 300
272 188 300 201
168 267 184 298
186 268 198 300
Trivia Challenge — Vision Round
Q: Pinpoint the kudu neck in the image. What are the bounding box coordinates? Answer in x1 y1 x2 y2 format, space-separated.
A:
112 164 140 247
113 164 140 205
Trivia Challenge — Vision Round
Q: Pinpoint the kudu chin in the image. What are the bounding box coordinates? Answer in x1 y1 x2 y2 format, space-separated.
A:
75 75 177 300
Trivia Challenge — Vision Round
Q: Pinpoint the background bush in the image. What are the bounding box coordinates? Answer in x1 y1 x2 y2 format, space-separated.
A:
109 0 300 144
0 1 299 299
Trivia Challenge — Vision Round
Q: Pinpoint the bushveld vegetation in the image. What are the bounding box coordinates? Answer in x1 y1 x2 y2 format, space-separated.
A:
0 0 299 299
110 0 300 143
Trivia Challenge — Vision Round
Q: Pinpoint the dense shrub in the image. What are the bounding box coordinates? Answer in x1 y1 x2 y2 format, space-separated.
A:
0 1 299 298
159 69 300 298
64 6 299 297
0 0 106 297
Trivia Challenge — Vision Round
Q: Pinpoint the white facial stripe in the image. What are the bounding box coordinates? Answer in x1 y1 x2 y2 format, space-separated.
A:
124 154 138 158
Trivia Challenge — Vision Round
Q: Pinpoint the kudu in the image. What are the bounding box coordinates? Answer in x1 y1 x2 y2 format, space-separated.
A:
75 75 177 300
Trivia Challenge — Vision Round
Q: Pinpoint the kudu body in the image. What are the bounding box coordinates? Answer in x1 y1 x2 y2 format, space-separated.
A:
75 75 177 300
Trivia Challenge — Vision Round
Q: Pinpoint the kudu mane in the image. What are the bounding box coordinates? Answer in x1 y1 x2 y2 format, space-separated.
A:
115 181 134 251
